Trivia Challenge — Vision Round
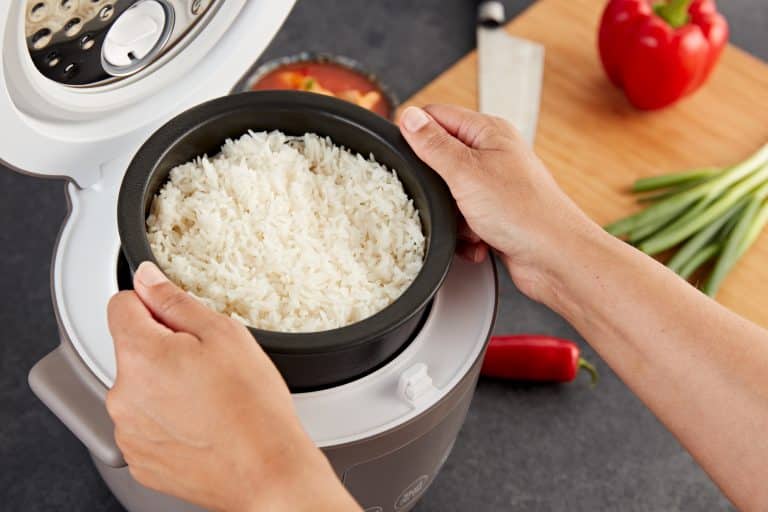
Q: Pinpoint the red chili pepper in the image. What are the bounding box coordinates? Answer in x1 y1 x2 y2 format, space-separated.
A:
481 335 598 386
598 0 728 110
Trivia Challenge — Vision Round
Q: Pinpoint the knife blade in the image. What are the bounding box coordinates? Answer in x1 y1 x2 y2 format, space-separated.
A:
477 1 544 145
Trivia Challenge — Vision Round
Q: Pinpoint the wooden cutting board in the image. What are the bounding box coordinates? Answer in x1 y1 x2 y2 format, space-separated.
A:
401 0 768 327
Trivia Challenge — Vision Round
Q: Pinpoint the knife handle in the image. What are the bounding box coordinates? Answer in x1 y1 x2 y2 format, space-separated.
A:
478 1 506 27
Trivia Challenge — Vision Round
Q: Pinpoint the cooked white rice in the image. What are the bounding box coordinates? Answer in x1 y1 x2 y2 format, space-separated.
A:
146 130 425 332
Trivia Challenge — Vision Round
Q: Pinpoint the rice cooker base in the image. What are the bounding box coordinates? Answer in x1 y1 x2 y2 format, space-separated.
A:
94 353 483 512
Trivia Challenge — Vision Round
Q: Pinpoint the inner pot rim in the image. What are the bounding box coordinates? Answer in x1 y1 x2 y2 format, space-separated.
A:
117 90 456 356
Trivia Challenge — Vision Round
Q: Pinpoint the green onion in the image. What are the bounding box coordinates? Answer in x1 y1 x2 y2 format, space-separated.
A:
632 167 720 193
740 200 768 256
666 198 747 273
678 243 721 280
718 203 745 242
627 203 690 243
606 143 768 297
639 161 768 254
636 176 714 203
605 190 698 237
702 187 768 296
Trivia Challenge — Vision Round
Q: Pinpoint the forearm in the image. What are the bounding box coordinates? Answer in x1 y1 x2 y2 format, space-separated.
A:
530 220 768 511
397 103 768 509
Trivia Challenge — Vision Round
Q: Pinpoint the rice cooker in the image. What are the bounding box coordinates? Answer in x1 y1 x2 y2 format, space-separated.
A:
0 1 498 511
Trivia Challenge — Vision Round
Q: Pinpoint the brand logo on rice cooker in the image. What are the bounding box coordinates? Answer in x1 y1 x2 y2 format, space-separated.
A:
395 475 430 510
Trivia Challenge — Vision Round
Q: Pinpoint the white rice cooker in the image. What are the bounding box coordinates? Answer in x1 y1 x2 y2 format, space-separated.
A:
0 1 498 511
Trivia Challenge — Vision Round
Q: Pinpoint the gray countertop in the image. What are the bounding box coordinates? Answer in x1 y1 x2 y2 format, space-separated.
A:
1 1 766 510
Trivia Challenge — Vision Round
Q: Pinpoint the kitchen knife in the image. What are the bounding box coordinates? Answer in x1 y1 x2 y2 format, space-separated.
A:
477 1 544 145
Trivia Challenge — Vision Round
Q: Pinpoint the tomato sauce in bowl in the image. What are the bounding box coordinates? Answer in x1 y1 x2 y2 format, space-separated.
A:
247 56 395 119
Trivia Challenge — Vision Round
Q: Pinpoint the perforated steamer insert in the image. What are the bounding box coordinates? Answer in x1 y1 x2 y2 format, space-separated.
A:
25 0 219 85
2 2 498 511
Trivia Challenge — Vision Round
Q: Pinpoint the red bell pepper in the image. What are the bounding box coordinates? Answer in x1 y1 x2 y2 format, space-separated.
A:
481 335 598 386
598 0 729 110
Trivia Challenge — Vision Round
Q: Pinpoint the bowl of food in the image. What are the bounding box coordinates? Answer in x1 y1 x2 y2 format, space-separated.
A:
117 91 455 391
237 53 398 119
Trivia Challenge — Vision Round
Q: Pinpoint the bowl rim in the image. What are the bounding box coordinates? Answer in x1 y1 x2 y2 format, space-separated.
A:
117 90 456 356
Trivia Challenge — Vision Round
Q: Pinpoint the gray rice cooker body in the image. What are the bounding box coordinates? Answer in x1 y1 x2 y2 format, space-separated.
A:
25 86 500 512
3 1 500 510
34 314 494 512
94 340 491 512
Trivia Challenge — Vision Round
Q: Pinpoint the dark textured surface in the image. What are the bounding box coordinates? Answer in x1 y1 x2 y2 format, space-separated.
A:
1 1 765 511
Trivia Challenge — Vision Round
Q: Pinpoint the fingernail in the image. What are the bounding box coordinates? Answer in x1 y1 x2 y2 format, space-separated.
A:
135 261 168 287
402 106 430 132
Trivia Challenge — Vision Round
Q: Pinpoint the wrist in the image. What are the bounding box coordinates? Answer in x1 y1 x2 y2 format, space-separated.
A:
241 432 360 512
503 210 614 312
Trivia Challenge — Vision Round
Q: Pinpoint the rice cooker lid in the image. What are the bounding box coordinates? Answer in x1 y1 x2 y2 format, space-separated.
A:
0 0 296 187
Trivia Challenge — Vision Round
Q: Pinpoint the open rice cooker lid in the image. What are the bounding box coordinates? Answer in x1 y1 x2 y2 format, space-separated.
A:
0 0 296 186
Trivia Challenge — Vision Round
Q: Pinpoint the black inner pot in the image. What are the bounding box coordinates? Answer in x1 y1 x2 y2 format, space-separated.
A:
117 91 456 391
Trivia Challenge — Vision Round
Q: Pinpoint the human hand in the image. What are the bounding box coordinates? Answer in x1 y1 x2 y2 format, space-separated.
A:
399 104 599 301
106 261 360 512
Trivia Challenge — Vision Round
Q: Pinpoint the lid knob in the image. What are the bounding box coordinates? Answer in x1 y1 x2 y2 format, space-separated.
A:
102 0 174 76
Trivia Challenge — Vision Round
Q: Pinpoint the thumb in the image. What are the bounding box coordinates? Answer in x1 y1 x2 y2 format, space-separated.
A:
133 261 224 339
399 106 472 190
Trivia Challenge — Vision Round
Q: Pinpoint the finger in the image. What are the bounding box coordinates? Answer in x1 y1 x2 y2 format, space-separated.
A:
107 291 172 355
457 241 480 262
457 241 489 263
458 215 481 243
132 261 225 339
399 106 474 191
473 243 490 263
423 104 520 151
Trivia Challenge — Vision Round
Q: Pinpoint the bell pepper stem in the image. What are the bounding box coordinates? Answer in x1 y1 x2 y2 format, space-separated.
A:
578 358 599 388
654 0 695 29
